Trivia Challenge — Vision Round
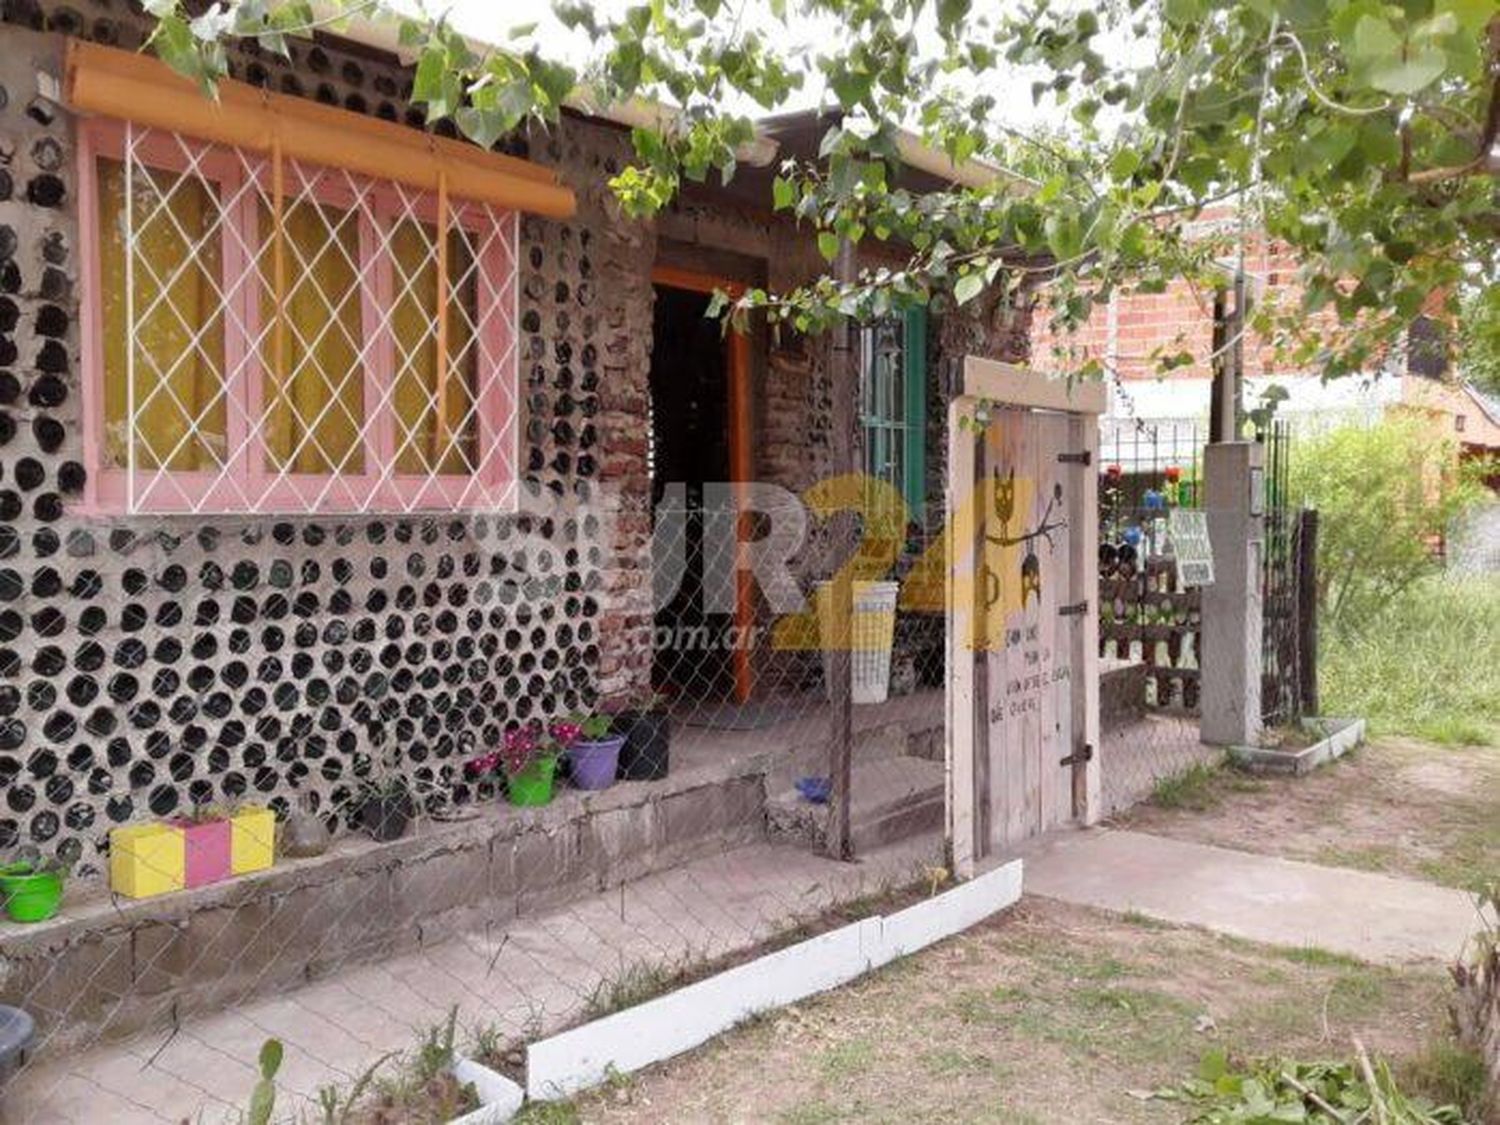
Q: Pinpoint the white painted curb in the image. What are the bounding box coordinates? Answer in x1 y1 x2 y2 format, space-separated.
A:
526 858 1023 1101
1229 716 1365 775
447 1056 525 1124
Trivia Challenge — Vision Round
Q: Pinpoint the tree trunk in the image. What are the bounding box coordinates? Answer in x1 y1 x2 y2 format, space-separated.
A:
1453 935 1500 1124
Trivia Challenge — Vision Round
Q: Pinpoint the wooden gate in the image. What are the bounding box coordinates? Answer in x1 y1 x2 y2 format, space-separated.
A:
945 360 1105 878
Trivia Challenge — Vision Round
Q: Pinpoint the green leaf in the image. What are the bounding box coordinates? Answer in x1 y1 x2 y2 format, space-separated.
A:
953 272 985 305
772 175 795 210
1198 1048 1229 1082
259 1039 283 1080
1350 14 1401 63
1367 47 1448 95
412 49 449 107
1438 0 1496 34
454 106 509 149
1108 148 1141 180
817 230 840 262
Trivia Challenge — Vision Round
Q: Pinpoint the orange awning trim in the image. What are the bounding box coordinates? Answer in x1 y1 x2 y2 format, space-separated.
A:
64 39 576 219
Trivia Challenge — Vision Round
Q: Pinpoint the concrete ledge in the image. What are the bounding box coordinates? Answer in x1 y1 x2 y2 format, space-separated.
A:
1228 717 1365 776
450 1056 525 1124
0 757 770 1054
525 858 1023 1102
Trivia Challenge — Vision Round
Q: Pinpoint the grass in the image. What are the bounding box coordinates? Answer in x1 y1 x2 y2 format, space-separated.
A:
819 1038 876 1078
1399 1039 1490 1123
558 900 1460 1123
1314 842 1403 873
1150 761 1225 810
1322 574 1500 745
1417 809 1500 893
514 1102 582 1124
304 1006 479 1124
584 959 686 1020
574 876 937 1025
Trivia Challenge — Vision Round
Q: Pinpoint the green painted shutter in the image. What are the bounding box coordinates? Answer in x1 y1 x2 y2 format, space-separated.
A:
902 306 928 523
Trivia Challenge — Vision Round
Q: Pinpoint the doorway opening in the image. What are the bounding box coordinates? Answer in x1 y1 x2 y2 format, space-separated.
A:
648 278 752 703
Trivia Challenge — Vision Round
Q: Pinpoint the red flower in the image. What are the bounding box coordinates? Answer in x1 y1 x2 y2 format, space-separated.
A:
497 725 543 776
1105 463 1123 481
548 721 583 749
1164 465 1182 483
463 750 502 778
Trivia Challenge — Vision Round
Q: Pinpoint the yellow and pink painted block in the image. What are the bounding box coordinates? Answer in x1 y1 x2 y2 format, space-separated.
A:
110 808 275 899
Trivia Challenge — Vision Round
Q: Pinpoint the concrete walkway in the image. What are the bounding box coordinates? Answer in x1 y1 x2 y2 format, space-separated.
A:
4 835 943 1125
1020 828 1491 966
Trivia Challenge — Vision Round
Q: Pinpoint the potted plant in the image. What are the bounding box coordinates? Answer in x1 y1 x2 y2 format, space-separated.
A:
0 852 68 923
560 714 626 791
465 725 562 808
610 693 671 782
354 775 417 842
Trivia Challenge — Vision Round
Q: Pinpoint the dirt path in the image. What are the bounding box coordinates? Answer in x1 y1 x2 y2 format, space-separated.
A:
1115 737 1500 893
533 898 1460 1124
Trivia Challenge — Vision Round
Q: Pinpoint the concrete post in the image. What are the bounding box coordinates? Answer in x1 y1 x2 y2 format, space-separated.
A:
1200 441 1264 747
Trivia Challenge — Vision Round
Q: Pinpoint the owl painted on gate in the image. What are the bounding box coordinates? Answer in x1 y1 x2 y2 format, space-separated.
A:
991 465 1015 530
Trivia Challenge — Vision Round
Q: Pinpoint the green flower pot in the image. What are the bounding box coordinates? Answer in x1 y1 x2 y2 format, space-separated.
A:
506 756 558 807
0 863 64 924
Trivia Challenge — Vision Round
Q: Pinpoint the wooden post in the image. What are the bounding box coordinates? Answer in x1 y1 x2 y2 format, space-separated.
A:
1069 413 1102 823
826 242 857 862
945 397 980 879
1297 508 1320 717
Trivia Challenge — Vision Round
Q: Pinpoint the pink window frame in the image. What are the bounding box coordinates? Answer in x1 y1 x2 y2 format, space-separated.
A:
75 117 519 516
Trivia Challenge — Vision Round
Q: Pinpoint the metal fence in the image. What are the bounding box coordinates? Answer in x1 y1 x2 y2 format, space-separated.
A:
1259 421 1318 727
1095 426 1218 817
0 476 962 1123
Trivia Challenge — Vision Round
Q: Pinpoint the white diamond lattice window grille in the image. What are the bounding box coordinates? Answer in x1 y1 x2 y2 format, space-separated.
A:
83 119 519 515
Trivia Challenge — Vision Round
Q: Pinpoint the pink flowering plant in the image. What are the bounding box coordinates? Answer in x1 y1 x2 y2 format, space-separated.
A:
465 717 607 780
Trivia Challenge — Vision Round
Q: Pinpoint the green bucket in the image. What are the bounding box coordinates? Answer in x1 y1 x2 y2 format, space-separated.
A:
0 864 64 924
506 756 558 807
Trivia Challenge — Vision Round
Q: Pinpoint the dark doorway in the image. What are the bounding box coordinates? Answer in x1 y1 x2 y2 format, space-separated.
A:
650 284 736 702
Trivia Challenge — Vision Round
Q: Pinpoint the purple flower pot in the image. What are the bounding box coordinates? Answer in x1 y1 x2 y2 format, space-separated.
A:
567 735 625 790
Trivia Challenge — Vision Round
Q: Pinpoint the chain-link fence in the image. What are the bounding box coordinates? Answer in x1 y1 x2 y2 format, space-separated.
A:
1095 429 1217 815
0 452 1237 1122
0 14 1303 1121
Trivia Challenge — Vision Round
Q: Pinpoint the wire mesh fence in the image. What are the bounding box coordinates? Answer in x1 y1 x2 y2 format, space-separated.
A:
1094 428 1217 814
0 439 1250 1122
0 29 1285 1120
0 470 963 1123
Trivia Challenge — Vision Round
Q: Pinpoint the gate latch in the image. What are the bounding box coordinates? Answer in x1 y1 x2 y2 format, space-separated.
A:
1057 450 1092 466
1059 744 1094 768
1058 600 1089 617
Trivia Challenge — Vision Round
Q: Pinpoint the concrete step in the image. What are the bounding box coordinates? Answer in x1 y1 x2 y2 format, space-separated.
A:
767 755 945 854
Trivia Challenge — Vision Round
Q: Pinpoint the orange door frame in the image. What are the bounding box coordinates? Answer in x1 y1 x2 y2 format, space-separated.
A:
650 265 755 704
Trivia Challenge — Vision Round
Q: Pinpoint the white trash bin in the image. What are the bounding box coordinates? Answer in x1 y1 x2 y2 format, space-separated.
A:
815 580 900 705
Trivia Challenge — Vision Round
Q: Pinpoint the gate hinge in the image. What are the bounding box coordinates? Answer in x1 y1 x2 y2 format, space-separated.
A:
1058 600 1089 617
1057 450 1092 466
1059 744 1094 768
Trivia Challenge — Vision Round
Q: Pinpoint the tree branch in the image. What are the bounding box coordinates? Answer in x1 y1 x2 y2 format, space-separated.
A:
1407 35 1500 185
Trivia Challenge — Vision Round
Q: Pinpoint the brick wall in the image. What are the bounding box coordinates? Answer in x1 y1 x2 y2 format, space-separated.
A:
1030 210 1316 383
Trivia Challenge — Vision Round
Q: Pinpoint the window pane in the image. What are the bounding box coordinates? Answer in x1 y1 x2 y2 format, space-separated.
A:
391 219 480 476
860 317 907 490
99 157 226 471
259 197 365 474
879 320 904 424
